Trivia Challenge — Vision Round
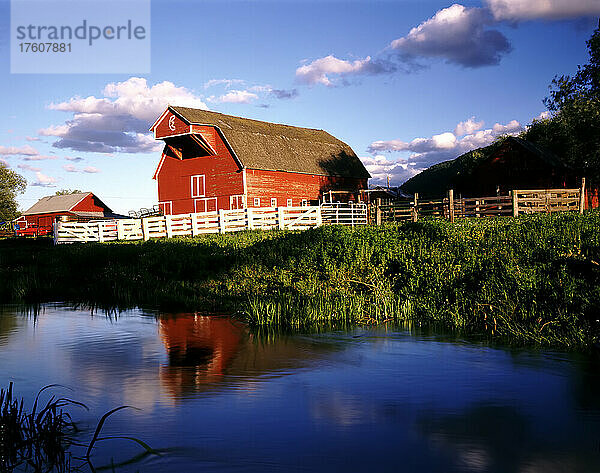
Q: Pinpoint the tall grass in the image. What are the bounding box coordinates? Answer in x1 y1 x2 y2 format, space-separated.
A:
1 211 599 348
0 383 156 472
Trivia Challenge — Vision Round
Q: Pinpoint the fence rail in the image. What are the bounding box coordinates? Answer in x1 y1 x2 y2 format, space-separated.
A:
54 204 368 244
372 180 586 224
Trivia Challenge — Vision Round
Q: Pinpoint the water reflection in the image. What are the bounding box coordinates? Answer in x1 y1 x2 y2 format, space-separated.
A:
159 314 245 394
418 403 597 472
158 313 342 398
0 306 599 473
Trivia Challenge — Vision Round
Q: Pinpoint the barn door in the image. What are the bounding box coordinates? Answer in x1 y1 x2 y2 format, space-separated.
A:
195 198 217 213
159 201 172 215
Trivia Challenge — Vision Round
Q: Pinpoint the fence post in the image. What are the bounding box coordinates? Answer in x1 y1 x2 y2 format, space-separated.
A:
247 208 254 230
376 198 382 225
97 222 105 243
579 177 586 214
117 220 125 240
278 207 285 230
190 214 198 237
512 190 519 217
219 209 226 233
316 206 323 227
448 190 454 223
412 193 419 222
165 215 173 238
53 220 60 245
142 217 150 241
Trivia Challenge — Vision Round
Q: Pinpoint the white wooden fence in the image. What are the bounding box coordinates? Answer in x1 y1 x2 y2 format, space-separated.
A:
54 204 367 244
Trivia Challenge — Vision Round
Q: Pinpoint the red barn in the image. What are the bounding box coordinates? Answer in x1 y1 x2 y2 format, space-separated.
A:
150 106 370 215
15 192 114 236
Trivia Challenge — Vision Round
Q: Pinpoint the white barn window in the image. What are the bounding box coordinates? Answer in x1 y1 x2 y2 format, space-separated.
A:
287 199 292 207
190 175 205 198
271 198 277 207
253 197 260 207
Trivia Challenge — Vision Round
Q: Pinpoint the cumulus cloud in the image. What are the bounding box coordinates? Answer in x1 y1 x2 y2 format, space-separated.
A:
368 116 524 179
208 90 259 104
0 144 40 156
455 116 485 136
360 155 421 186
84 166 100 173
31 171 58 187
40 77 208 154
485 0 600 21
17 163 41 172
295 55 396 86
391 4 512 67
25 136 41 142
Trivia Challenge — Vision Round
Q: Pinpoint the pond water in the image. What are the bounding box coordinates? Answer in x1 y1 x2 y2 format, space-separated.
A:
1 305 599 472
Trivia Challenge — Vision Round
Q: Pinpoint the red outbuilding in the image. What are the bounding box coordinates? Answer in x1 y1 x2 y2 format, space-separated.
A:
15 192 114 236
150 106 370 215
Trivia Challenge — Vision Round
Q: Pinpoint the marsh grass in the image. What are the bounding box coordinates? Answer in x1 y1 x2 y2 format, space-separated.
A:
0 383 156 472
1 211 599 348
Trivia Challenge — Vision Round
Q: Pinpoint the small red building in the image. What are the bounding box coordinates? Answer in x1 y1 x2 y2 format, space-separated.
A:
150 106 370 215
15 192 114 236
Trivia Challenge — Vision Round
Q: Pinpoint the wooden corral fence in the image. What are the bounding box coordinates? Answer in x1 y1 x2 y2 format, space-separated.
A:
372 179 587 224
54 204 368 244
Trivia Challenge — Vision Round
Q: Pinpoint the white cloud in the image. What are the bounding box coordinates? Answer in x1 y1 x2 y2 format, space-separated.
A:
25 136 41 142
62 163 101 173
203 79 245 89
209 90 259 104
368 117 524 176
295 55 395 86
22 155 58 161
391 4 512 67
31 171 58 187
0 144 40 156
360 155 421 186
41 77 208 154
492 119 522 134
485 0 600 20
17 163 41 172
64 156 84 162
454 116 484 136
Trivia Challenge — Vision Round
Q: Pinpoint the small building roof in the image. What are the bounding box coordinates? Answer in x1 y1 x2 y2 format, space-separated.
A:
22 192 112 216
165 106 370 179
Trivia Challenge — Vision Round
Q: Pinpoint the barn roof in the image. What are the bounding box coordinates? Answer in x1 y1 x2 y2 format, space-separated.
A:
167 106 370 179
495 136 566 169
23 192 112 216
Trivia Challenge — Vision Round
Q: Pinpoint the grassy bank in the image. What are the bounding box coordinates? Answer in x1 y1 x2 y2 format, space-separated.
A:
1 211 599 348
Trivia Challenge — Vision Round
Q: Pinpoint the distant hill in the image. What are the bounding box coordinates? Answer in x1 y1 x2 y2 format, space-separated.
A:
400 136 571 198
400 140 505 198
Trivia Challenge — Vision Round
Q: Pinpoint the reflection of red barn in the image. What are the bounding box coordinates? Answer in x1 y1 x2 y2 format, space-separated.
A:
15 192 114 236
150 106 370 215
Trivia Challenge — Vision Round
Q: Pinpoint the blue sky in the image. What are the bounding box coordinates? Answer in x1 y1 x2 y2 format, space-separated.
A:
1 0 599 214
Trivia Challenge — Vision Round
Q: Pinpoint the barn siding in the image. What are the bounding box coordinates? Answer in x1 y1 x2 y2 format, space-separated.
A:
156 126 244 214
71 194 110 213
246 169 367 206
154 111 190 139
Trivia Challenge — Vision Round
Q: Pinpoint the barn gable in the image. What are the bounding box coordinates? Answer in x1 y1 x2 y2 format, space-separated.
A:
23 192 113 218
151 106 370 179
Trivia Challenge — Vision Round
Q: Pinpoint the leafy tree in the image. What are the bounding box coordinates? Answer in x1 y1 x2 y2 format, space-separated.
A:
524 22 600 183
54 189 82 195
0 163 27 221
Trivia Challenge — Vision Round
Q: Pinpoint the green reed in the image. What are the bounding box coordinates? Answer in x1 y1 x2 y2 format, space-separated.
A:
1 211 599 348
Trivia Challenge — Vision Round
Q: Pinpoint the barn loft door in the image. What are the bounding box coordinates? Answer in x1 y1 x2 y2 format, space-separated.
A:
195 198 217 213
